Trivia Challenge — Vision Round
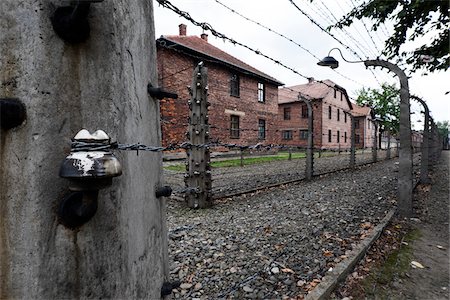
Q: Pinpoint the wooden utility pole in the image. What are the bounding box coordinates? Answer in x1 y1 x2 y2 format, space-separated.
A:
0 1 168 298
185 62 212 208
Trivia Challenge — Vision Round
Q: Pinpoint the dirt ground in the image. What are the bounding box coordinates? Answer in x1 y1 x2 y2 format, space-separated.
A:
332 151 449 300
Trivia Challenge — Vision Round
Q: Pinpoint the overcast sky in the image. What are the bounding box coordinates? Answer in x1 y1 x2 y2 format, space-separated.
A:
153 0 449 127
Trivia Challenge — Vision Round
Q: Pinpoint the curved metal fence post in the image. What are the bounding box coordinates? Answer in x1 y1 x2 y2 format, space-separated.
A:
364 59 413 217
411 95 430 184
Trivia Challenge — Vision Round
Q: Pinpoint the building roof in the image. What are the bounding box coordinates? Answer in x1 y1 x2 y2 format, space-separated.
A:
157 35 283 86
351 103 372 117
278 80 353 109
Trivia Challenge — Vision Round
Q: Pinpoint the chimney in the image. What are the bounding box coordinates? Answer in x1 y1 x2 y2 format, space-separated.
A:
200 33 208 42
179 24 187 36
307 77 314 83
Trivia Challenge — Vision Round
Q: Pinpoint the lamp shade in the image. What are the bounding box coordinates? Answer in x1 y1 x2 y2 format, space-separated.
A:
317 56 339 69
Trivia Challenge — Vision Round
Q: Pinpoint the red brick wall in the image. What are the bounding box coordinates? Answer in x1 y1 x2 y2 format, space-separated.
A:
320 90 352 149
278 101 323 147
157 46 279 147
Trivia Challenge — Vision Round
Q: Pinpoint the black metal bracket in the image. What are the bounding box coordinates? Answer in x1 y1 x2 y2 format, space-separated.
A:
147 83 178 100
58 191 99 229
50 0 104 44
155 186 172 198
0 98 26 130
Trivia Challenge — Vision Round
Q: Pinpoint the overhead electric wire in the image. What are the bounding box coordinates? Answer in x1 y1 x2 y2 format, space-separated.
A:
213 0 364 86
333 0 381 57
156 0 385 101
288 0 383 86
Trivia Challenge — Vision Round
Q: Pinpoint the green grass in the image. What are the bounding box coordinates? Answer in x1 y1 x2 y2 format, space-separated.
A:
362 228 422 298
163 150 350 171
164 152 308 171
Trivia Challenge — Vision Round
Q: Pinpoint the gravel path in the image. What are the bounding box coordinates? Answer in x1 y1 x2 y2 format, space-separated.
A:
166 157 403 299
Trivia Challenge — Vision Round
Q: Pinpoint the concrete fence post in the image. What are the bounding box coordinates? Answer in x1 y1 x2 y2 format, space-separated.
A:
346 112 356 169
372 121 378 163
299 94 314 180
0 1 168 298
386 130 391 159
411 95 430 184
185 62 212 208
364 59 413 218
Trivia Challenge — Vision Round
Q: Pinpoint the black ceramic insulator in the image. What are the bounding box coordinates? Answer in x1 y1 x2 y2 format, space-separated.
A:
147 84 178 100
58 191 99 229
0 98 26 129
161 281 181 297
155 186 172 198
51 1 103 43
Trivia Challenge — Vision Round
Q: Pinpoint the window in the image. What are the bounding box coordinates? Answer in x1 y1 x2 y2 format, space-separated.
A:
355 134 360 144
355 120 360 129
283 107 291 120
301 105 308 118
300 129 308 140
230 115 240 138
328 106 332 119
337 130 340 143
258 119 266 140
340 93 343 101
337 109 340 121
258 82 265 103
344 131 347 143
328 130 332 142
230 73 240 97
334 89 337 98
344 112 347 123
282 130 293 140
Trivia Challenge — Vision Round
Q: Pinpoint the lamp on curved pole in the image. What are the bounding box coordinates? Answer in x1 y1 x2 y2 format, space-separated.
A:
317 49 413 217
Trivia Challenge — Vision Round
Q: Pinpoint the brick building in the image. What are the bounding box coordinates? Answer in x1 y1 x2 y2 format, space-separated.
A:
351 104 377 148
157 24 283 147
278 79 353 149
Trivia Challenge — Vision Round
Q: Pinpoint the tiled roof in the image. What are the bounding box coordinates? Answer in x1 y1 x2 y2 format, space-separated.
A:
351 104 372 117
278 80 352 110
157 35 283 86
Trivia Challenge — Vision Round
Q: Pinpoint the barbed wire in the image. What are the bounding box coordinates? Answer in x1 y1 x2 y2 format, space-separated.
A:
156 0 311 80
287 0 383 86
213 0 364 86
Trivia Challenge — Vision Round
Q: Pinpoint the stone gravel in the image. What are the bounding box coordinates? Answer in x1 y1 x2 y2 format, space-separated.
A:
164 150 395 198
165 156 412 299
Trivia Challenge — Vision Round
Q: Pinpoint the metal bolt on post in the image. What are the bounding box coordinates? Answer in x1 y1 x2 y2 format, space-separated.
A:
185 62 212 208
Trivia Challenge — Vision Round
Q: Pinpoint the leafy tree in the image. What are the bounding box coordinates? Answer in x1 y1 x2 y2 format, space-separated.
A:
333 0 449 73
356 83 400 134
436 121 449 137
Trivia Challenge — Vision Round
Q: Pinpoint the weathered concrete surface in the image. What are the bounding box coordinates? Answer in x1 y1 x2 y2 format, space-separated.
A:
0 1 167 299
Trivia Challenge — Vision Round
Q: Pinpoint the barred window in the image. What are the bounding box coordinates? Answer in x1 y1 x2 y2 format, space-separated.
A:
301 105 308 118
258 82 265 103
300 130 308 140
230 73 240 97
282 130 293 140
284 107 291 120
258 119 266 140
230 115 240 138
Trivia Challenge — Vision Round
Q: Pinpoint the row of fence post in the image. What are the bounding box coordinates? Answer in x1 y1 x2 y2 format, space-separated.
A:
183 66 443 208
